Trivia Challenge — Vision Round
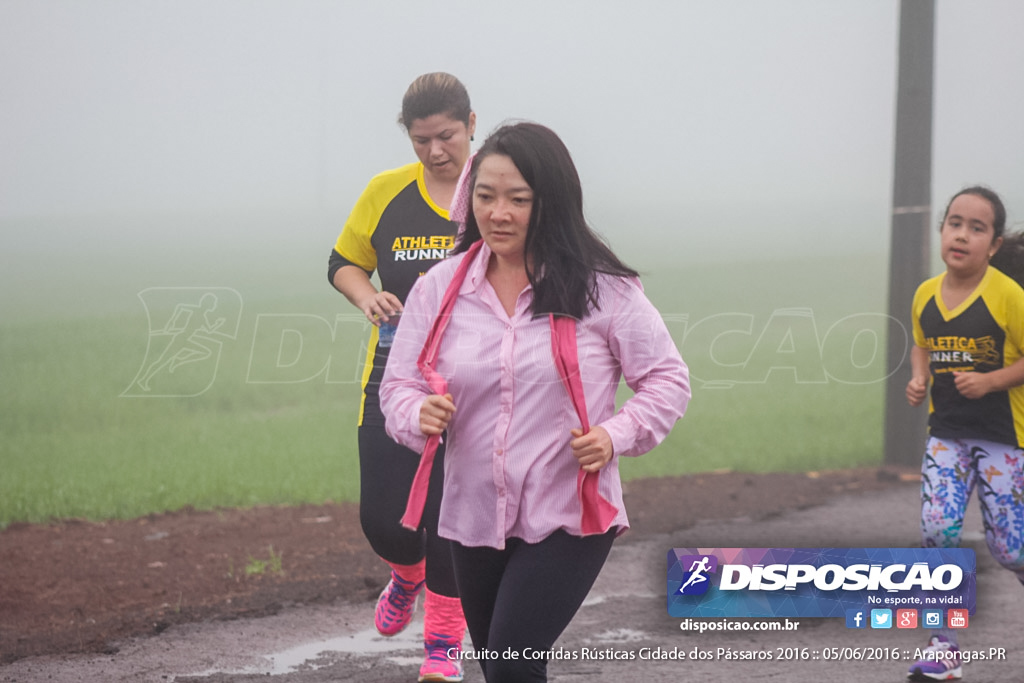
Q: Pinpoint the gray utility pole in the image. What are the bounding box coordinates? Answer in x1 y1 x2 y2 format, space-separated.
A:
884 0 935 466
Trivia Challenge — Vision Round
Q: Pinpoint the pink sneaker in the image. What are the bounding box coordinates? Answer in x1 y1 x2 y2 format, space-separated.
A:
419 641 464 682
374 571 423 636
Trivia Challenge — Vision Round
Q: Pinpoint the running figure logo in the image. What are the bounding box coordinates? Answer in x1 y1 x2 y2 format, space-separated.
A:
677 554 718 595
123 288 242 397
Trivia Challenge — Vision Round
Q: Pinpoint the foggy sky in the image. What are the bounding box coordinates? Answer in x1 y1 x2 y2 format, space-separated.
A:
2 0 1023 267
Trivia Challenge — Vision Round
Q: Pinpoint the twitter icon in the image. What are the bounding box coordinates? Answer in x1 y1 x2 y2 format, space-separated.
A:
870 609 893 629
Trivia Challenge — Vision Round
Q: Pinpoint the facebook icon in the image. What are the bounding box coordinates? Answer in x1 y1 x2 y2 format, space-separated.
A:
845 609 867 629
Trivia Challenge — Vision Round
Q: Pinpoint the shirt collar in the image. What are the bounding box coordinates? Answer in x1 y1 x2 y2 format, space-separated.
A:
464 241 536 292
465 240 492 293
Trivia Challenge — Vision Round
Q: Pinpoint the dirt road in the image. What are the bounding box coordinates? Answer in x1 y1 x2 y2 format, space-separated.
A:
3 472 1021 682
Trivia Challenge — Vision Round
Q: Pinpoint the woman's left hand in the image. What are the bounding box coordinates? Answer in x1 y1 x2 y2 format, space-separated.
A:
570 426 614 473
419 393 456 436
953 371 993 400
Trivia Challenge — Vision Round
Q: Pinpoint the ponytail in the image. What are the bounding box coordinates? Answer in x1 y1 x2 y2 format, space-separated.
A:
991 231 1024 289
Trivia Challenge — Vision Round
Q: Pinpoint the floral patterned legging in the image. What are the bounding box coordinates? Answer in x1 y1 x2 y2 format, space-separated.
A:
921 436 1024 583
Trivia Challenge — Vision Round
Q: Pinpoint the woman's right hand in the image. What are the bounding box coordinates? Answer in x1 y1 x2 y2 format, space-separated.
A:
419 393 456 436
332 266 403 325
358 291 403 325
906 376 928 407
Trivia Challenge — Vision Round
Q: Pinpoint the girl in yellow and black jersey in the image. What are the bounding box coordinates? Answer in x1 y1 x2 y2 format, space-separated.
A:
905 186 1024 681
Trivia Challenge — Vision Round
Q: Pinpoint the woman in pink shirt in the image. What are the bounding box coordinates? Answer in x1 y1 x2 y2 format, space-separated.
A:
381 122 690 682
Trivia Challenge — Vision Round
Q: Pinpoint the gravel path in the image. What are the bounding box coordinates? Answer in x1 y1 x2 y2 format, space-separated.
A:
3 480 1021 683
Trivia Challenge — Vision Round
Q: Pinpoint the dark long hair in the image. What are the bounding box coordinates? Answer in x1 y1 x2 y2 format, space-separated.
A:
452 122 637 319
991 231 1024 289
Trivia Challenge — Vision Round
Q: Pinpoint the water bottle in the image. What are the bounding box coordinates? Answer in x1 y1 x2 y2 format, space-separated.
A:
377 313 401 348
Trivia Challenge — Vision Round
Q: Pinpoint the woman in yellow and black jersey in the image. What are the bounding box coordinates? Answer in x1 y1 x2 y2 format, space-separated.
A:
327 72 474 682
330 162 458 426
904 186 1024 682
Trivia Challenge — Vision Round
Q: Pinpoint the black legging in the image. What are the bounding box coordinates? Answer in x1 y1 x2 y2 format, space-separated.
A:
357 423 457 596
451 529 616 682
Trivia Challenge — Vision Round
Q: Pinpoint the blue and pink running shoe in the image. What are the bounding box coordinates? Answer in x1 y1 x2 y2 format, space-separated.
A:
418 640 464 682
374 571 424 637
907 634 962 681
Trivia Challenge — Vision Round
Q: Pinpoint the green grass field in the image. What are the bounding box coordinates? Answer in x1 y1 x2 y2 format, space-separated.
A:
0 242 894 528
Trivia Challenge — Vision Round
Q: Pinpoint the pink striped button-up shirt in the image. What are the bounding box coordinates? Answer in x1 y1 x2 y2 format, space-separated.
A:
380 243 690 549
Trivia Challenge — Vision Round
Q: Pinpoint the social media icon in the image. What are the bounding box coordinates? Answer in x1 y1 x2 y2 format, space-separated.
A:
896 609 918 628
923 610 943 628
845 609 867 629
870 609 892 629
948 609 968 629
